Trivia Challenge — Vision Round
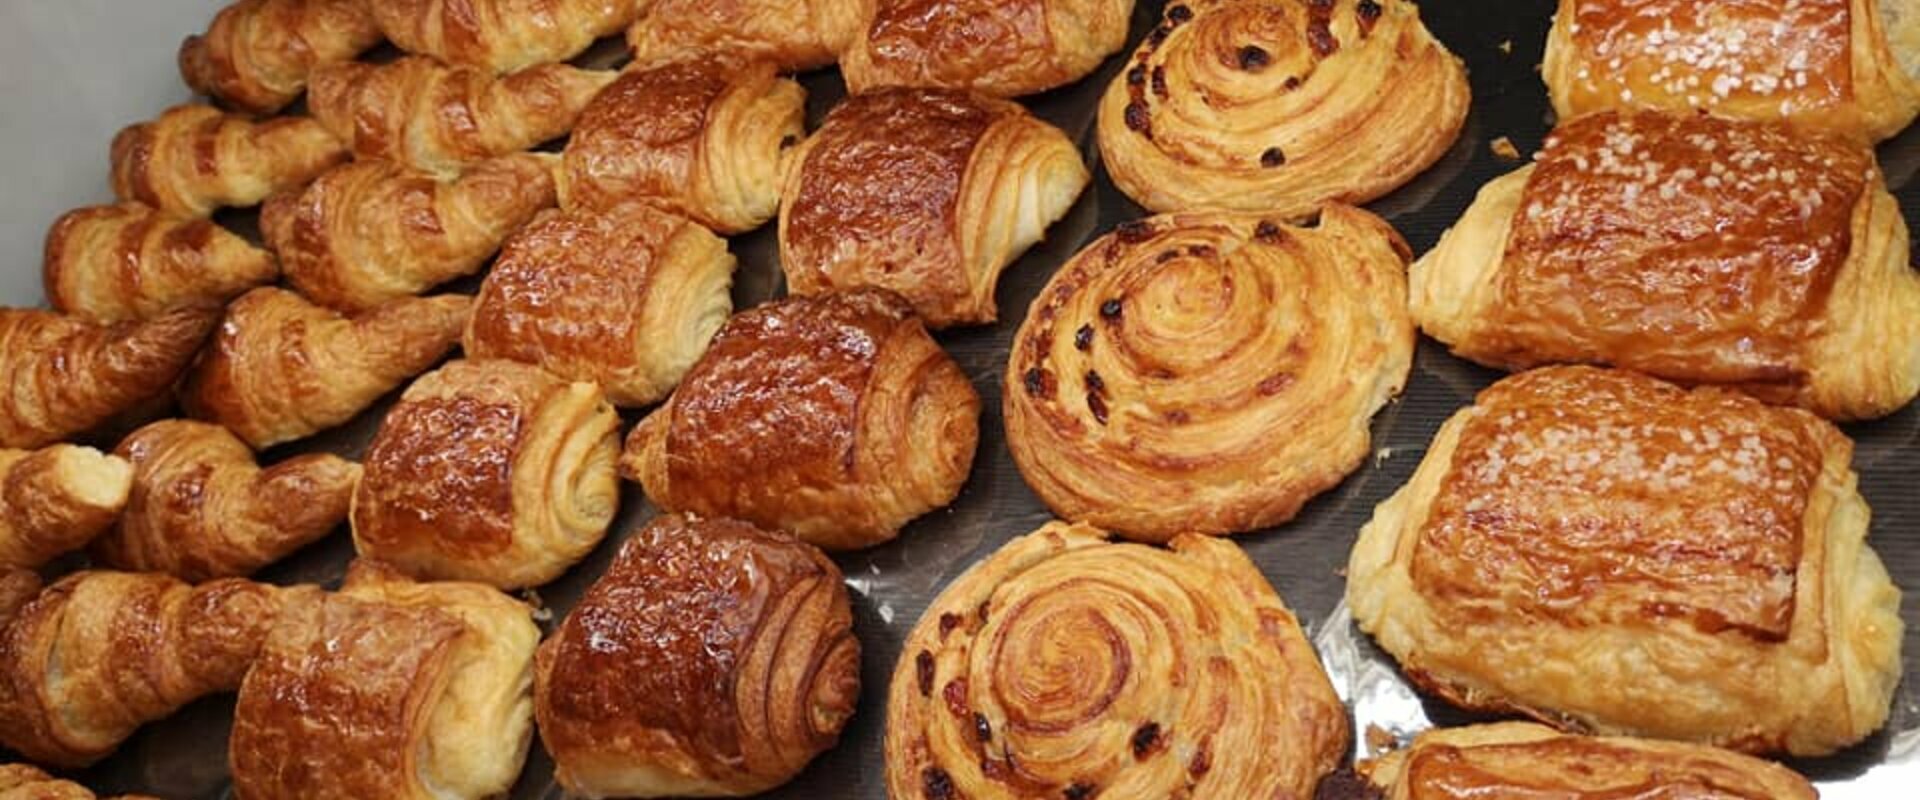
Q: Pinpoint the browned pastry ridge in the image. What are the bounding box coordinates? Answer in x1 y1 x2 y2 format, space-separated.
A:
89 420 359 582
0 763 159 800
0 570 38 627
778 88 1089 328
558 57 805 235
840 0 1134 96
308 57 617 177
466 203 737 407
179 0 383 115
44 202 276 323
229 561 539 800
1006 207 1414 541
0 445 131 571
0 307 217 450
535 514 860 798
370 0 643 74
625 0 862 72
109 104 347 218
181 287 470 450
622 290 980 551
0 571 315 768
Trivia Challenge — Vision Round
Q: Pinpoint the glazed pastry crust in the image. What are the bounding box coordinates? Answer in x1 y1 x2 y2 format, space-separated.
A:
465 203 737 407
110 104 347 219
0 763 160 799
779 88 1088 328
0 446 131 571
1097 0 1469 217
1346 367 1904 756
885 522 1348 799
1412 111 1920 421
352 359 620 589
1361 723 1817 799
370 0 641 74
839 0 1133 97
535 515 860 798
622 290 980 551
626 0 862 72
0 307 218 450
179 0 382 115
44 203 276 323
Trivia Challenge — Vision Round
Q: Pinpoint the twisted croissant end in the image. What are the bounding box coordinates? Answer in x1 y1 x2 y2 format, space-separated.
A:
0 445 133 571
179 0 383 115
0 307 219 449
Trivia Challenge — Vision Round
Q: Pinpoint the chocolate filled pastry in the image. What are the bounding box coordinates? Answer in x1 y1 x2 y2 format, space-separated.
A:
1360 722 1818 799
265 154 557 312
534 514 860 797
1544 0 1920 143
370 0 642 74
181 288 470 450
352 359 620 590
179 0 382 115
778 88 1088 328
44 203 276 324
466 203 737 407
1006 207 1413 542
0 762 159 799
557 57 804 234
626 0 861 72
886 521 1348 799
308 57 617 177
0 445 132 571
1097 0 1469 217
0 307 218 450
838 0 1134 97
1414 111 1920 421
621 290 979 551
110 104 347 219
229 561 539 800
1347 366 1904 756
0 571 316 768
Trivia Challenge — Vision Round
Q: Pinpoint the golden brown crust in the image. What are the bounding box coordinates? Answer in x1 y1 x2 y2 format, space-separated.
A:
622 290 980 550
109 104 347 219
179 0 382 115
0 763 160 799
626 0 862 71
885 522 1349 799
0 446 132 571
534 514 860 797
1005 207 1413 542
43 202 276 323
370 0 642 73
465 204 737 407
1097 0 1470 217
778 88 1088 328
0 571 39 628
180 287 470 450
839 0 1133 96
0 307 218 450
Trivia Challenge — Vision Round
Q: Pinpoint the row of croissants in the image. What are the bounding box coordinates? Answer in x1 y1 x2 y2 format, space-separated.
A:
3 0 1919 798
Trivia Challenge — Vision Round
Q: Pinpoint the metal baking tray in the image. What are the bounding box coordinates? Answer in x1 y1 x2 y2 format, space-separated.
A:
0 1 1912 797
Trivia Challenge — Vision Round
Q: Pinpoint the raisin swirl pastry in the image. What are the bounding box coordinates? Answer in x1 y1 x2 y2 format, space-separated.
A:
0 307 218 450
779 88 1088 328
1544 0 1920 143
370 0 642 74
179 0 382 115
1007 207 1413 542
622 290 980 551
626 0 862 72
1098 0 1468 217
1415 111 1920 421
109 104 347 219
44 203 275 324
838 0 1134 97
1347 367 1904 756
535 514 860 798
886 521 1348 799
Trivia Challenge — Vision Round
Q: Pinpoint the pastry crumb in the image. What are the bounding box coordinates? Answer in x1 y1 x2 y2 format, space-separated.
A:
1490 136 1522 161
1499 39 1513 54
1366 724 1399 755
1373 446 1395 467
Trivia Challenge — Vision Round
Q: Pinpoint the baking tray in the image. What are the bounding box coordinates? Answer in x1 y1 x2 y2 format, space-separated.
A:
2 0 1912 797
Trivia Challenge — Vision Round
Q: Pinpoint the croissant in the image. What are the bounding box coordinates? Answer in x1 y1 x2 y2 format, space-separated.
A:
0 445 132 571
264 154 555 312
1414 111 1920 421
230 561 539 800
0 763 158 800
352 359 620 589
370 0 642 74
43 202 276 323
0 307 218 450
89 420 359 582
466 203 737 407
622 290 980 550
1097 0 1469 217
779 88 1088 327
0 571 315 768
179 0 383 115
109 104 347 218
308 57 617 177
626 0 861 72
557 57 804 234
839 0 1133 97
535 514 860 797
181 287 470 450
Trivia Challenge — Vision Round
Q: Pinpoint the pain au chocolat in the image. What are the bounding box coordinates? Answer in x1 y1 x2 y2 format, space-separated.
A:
838 0 1135 97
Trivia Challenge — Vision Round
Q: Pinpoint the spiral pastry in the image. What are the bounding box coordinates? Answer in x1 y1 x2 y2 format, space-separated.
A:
1097 0 1469 217
1005 207 1413 542
535 514 861 798
885 521 1348 799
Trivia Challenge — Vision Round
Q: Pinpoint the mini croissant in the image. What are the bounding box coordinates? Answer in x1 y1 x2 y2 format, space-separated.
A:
90 420 360 582
0 445 132 571
179 0 383 115
182 287 470 450
371 0 642 74
110 104 347 218
44 202 277 323
0 307 218 450
265 154 557 311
